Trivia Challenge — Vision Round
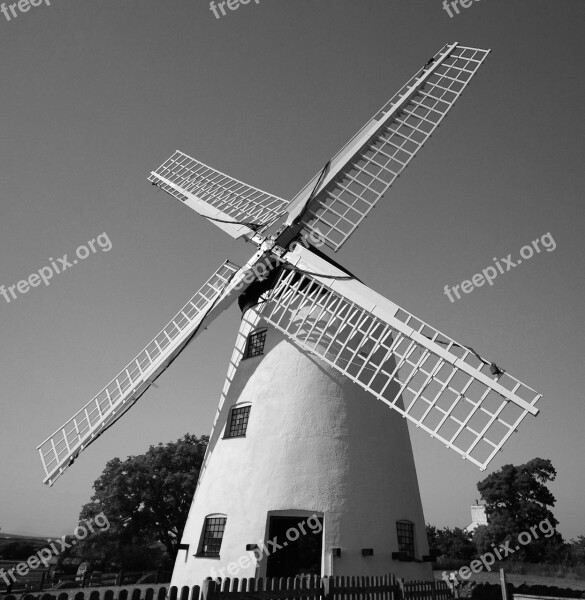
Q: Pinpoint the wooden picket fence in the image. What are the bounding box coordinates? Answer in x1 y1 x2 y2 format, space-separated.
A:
401 580 453 600
1 574 453 600
191 575 453 600
0 570 171 595
199 574 398 600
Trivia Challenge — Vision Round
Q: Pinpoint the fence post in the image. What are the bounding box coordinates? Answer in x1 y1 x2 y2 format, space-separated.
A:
323 576 333 600
431 580 437 600
201 578 218 600
398 578 405 600
499 569 508 600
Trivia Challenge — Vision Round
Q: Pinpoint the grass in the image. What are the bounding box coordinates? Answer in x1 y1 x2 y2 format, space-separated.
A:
500 562 585 580
434 561 585 593
435 559 585 582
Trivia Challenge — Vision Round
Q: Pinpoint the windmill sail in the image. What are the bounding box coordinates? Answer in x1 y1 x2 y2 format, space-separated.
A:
37 43 542 491
285 43 490 252
37 261 241 486
257 246 540 470
149 151 289 240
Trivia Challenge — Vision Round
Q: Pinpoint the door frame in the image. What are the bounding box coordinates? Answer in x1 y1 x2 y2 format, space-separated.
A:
258 510 324 578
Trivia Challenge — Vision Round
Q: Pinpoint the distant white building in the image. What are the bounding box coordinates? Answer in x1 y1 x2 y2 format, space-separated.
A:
466 503 488 532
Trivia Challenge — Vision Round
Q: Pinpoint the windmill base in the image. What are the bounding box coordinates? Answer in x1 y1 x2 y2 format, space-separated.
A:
171 314 432 586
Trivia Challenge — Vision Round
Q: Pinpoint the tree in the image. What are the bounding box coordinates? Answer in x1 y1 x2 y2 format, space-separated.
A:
427 525 476 560
566 536 585 565
474 458 563 562
77 434 208 570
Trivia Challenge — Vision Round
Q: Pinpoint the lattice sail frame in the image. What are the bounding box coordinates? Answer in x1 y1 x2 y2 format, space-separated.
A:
149 151 288 236
289 43 491 252
37 43 542 484
37 261 240 485
258 249 540 470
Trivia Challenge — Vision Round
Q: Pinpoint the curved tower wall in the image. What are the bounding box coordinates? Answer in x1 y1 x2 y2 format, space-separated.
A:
171 309 431 586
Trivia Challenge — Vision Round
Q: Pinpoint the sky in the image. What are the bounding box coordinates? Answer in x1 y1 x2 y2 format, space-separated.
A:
0 0 584 543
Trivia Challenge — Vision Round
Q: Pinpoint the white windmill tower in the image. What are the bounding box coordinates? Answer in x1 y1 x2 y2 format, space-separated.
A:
37 43 541 585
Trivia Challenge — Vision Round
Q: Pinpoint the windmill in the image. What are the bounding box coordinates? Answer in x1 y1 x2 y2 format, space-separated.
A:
37 43 541 583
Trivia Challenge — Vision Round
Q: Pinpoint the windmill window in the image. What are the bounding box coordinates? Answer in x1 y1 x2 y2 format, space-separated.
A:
396 521 415 560
244 329 267 359
199 516 227 557
226 405 251 438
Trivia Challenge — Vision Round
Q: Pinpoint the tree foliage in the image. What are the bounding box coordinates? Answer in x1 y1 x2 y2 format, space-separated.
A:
76 434 208 570
474 457 562 562
563 536 585 567
426 524 477 560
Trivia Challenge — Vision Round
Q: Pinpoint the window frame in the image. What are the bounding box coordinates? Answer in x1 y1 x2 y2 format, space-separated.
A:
197 515 227 558
225 404 252 438
396 520 415 560
243 328 267 359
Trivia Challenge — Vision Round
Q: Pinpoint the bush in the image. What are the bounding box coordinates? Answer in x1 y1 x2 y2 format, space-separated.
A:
471 581 584 600
471 583 507 600
1 542 37 559
434 557 470 571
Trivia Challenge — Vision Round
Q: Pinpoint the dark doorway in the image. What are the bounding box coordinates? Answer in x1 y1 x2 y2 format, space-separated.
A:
265 515 323 578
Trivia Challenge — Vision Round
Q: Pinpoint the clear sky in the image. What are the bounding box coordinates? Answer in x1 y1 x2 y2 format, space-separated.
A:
0 0 584 543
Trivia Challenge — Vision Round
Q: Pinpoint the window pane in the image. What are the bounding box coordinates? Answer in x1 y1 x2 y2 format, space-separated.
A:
245 330 267 358
396 521 415 559
227 405 251 438
201 517 226 557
